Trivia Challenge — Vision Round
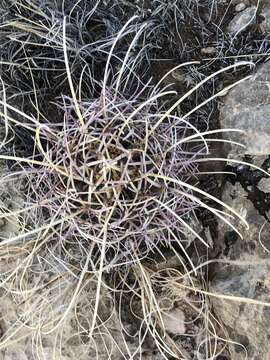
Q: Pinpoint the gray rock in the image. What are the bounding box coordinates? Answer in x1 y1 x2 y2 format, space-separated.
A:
215 173 270 258
258 177 270 192
220 60 270 156
227 6 257 34
235 3 246 12
162 308 185 335
260 4 270 34
201 46 217 55
211 261 270 360
210 155 270 359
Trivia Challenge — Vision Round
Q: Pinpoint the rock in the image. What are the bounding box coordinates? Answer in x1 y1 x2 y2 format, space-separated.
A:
220 61 270 156
260 4 270 34
1 347 29 360
162 308 185 335
211 260 270 360
235 3 246 12
210 154 270 359
227 6 257 34
257 177 270 192
215 174 270 259
201 47 217 55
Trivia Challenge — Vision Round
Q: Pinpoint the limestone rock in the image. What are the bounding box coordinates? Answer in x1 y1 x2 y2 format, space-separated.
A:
260 4 270 34
210 155 270 359
220 61 270 156
227 6 257 34
211 261 270 360
235 3 246 12
162 308 185 335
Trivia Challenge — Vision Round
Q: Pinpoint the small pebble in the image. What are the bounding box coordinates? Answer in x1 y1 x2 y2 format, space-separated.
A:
227 6 256 34
257 178 270 193
235 3 246 12
201 46 216 55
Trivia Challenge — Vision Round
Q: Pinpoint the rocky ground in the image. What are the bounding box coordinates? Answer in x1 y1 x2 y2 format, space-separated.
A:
210 59 270 359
